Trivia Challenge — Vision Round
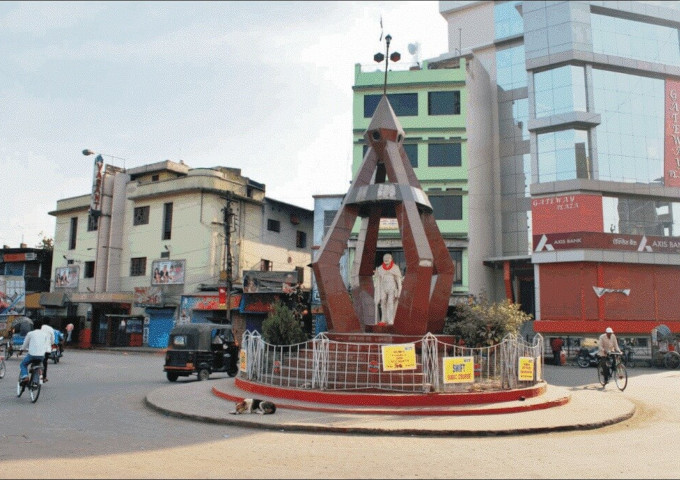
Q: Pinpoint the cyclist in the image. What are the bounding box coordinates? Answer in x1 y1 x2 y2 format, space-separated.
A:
598 327 621 385
19 323 47 384
40 323 56 382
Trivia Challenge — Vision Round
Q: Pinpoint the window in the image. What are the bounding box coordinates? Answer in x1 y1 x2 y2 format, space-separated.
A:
130 257 147 277
87 214 98 232
428 143 462 167
496 44 526 91
494 0 523 40
450 250 463 286
162 202 173 240
537 129 590 182
295 266 304 284
151 174 159 182
534 66 587 118
364 93 418 117
429 194 463 220
260 259 272 272
267 219 281 232
296 230 307 249
84 261 95 279
133 206 150 226
323 210 337 238
69 217 78 250
403 144 418 168
428 91 460 115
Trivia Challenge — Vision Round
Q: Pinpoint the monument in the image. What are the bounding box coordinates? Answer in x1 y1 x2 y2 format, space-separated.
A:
312 36 454 336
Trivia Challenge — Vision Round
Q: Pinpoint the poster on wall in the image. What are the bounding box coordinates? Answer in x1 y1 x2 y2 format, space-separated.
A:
151 260 186 285
0 276 25 315
54 266 79 289
242 270 299 293
89 154 105 217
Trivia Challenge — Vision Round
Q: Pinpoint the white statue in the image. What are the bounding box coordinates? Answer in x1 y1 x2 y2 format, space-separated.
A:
374 253 402 325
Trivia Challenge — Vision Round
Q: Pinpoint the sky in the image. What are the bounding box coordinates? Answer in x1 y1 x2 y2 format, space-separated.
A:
0 1 449 249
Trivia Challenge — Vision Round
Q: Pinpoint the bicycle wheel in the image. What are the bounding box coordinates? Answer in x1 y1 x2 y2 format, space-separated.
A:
0 358 5 379
29 371 41 403
614 362 627 391
17 380 25 397
597 362 606 386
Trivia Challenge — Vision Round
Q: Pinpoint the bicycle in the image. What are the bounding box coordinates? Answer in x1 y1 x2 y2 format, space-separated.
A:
17 356 43 403
0 337 6 380
597 352 627 391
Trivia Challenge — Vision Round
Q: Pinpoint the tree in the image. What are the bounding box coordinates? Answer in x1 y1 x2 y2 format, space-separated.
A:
443 294 533 347
262 301 307 346
35 231 53 251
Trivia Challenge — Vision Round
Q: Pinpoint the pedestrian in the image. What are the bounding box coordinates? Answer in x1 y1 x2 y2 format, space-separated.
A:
66 322 74 343
551 337 564 365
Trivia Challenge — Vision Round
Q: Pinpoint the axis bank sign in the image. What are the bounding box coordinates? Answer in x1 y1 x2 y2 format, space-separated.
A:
665 79 680 187
534 232 680 254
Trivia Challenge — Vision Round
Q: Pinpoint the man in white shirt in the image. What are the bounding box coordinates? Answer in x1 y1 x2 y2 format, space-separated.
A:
19 323 48 382
41 323 56 382
598 327 621 385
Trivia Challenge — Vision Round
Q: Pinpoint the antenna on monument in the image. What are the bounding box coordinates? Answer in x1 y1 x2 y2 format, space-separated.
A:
374 34 401 95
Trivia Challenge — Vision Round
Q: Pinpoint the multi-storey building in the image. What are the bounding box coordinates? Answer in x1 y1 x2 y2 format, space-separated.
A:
437 0 680 345
350 58 483 303
47 159 312 347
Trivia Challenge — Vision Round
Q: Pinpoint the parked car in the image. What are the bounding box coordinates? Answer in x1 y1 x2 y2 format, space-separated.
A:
163 323 239 382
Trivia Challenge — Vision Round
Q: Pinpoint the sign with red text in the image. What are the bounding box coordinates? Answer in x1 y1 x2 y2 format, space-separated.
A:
534 232 680 254
381 344 417 371
443 356 475 384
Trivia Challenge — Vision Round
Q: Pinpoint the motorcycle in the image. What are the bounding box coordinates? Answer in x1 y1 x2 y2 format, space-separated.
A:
50 343 63 364
576 347 599 368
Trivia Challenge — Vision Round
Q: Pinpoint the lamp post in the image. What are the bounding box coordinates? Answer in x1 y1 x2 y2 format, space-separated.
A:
374 34 401 95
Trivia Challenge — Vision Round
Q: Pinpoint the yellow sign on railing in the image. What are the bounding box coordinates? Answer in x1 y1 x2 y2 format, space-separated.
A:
381 344 417 371
239 349 247 372
518 356 535 381
442 356 474 384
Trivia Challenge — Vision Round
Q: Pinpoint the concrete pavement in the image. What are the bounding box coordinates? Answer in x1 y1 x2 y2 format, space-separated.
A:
145 376 636 437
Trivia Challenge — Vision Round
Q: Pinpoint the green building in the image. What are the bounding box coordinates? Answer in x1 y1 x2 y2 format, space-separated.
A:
350 58 478 302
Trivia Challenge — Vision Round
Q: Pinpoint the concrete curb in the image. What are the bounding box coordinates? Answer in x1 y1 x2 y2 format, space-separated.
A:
144 380 636 437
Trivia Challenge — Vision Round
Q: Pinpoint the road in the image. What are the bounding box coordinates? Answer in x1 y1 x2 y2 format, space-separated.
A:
0 349 678 479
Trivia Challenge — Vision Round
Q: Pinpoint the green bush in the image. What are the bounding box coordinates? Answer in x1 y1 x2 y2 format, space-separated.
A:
262 301 308 346
443 295 533 347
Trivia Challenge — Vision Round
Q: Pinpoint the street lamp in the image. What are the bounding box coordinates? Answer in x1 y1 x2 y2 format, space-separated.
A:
82 149 127 170
374 34 400 95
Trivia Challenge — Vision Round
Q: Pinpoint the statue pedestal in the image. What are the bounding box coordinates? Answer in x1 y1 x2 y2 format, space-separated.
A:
366 323 395 335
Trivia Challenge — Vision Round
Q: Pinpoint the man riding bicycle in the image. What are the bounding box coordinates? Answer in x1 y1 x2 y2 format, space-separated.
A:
19 323 47 384
598 327 621 385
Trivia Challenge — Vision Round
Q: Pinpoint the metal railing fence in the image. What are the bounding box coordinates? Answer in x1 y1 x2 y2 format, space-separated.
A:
239 330 544 393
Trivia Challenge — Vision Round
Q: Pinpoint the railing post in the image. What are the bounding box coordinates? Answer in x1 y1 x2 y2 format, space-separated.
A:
312 333 329 390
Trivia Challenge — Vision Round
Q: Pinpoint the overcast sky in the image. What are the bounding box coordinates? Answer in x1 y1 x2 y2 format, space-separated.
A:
0 1 448 249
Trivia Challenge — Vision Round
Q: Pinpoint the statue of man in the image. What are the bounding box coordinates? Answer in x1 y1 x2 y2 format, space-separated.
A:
374 253 402 325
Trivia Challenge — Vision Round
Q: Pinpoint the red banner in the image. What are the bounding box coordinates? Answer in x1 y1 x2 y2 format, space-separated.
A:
665 79 680 187
531 194 603 235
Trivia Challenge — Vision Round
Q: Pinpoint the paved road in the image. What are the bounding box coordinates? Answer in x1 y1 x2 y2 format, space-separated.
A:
0 350 678 479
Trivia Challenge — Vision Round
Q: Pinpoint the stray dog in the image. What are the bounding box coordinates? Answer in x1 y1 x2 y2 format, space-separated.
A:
231 398 277 415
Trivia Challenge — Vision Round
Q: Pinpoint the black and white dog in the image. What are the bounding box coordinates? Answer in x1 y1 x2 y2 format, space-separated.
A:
231 398 277 415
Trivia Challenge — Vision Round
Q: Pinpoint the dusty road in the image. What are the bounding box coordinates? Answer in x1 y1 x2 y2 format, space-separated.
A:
1 352 677 479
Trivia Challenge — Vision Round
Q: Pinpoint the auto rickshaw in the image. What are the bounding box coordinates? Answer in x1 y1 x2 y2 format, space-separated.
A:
163 323 239 382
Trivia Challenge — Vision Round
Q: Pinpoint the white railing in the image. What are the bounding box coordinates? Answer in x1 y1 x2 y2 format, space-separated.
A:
239 331 544 393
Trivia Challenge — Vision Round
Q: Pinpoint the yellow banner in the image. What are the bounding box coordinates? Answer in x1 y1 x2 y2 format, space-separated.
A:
442 356 474 384
239 349 247 372
381 344 417 371
518 356 535 381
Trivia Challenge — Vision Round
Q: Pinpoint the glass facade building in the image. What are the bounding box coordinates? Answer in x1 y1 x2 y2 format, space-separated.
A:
439 0 680 337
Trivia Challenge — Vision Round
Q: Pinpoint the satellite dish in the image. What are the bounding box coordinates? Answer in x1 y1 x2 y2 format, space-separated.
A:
408 43 418 55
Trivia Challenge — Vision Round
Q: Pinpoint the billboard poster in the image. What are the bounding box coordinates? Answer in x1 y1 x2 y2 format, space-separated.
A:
242 270 298 293
134 287 163 307
442 356 475 384
54 266 79 289
0 276 26 315
381 343 417 371
151 260 186 285
89 154 105 217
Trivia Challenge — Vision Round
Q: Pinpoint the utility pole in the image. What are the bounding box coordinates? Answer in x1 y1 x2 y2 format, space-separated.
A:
223 191 234 324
